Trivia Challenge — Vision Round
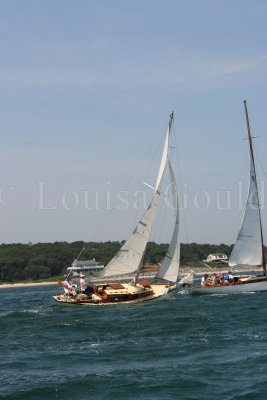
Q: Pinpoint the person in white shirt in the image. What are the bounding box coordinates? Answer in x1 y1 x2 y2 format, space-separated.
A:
63 276 76 296
201 274 209 286
79 274 87 293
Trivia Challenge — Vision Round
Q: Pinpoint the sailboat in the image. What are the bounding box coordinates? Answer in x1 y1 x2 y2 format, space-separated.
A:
187 100 267 294
53 112 180 305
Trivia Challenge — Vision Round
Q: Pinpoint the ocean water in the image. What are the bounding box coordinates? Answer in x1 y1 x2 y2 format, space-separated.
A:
1 285 267 400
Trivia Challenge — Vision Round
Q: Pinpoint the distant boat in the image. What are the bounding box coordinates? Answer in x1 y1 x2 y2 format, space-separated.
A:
186 101 267 294
53 112 180 305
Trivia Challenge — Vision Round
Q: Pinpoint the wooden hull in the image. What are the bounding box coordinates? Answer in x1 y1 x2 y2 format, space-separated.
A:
53 282 177 305
187 276 267 294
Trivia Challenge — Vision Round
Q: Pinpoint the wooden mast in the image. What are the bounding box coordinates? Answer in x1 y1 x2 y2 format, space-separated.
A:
244 100 266 275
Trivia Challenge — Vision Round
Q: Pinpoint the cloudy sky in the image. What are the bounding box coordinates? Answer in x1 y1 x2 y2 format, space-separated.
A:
1 0 267 245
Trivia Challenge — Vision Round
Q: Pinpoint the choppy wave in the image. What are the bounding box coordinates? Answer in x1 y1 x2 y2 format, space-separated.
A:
1 286 267 399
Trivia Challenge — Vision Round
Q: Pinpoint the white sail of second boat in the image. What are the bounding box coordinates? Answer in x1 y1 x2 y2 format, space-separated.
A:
229 157 263 266
229 102 264 268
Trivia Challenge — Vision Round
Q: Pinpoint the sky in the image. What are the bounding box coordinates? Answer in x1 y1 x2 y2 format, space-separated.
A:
1 0 267 245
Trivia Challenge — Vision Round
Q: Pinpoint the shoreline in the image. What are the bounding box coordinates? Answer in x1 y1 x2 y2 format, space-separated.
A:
0 281 58 289
0 266 262 289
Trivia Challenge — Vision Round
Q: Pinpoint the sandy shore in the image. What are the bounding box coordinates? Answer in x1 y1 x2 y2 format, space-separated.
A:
0 281 58 289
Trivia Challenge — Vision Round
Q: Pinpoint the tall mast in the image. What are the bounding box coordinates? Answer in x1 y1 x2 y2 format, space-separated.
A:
133 111 174 285
169 111 174 131
244 100 266 274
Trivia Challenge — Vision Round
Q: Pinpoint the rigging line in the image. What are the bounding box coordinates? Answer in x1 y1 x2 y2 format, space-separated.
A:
130 126 168 233
153 187 167 244
131 118 172 235
76 244 86 261
172 115 189 243
91 120 168 242
153 164 175 245
254 146 267 182
244 100 265 273
242 136 265 210
66 243 86 278
148 114 175 244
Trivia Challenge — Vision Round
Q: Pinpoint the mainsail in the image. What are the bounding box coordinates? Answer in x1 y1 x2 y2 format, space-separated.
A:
101 112 174 278
229 101 265 270
229 157 262 266
155 160 180 283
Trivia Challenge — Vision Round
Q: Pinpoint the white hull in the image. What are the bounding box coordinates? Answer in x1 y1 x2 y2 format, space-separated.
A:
187 277 267 294
53 283 177 306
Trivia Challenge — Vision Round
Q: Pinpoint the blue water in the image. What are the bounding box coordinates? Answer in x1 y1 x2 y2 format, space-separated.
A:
1 285 267 400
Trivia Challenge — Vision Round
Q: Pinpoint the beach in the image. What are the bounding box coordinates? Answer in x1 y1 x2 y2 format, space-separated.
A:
0 281 58 289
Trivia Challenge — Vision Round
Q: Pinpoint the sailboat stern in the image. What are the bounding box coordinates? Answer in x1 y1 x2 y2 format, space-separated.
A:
149 282 178 298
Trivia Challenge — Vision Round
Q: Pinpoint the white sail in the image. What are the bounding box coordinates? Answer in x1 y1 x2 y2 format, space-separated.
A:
101 114 173 278
156 159 180 283
100 185 163 278
229 146 262 267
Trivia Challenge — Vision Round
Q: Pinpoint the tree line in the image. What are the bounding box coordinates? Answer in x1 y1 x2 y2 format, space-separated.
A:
0 241 233 283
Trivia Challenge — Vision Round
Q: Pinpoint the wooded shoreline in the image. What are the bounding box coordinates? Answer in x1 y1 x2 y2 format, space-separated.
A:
0 241 233 283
